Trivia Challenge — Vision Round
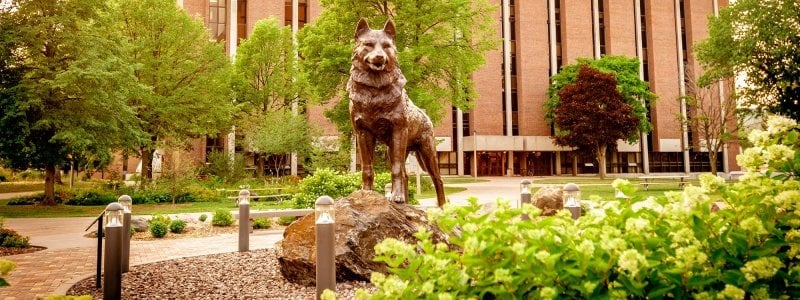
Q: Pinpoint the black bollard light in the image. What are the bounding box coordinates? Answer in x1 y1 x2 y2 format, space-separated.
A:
238 189 250 252
315 196 336 299
118 195 132 273
103 202 124 300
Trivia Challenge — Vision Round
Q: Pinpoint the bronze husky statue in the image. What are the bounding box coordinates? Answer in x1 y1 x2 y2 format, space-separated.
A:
347 18 446 207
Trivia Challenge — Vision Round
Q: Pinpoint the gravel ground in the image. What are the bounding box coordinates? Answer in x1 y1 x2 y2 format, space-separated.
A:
67 248 374 299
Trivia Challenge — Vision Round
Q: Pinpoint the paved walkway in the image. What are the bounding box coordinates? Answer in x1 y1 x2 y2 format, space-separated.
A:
0 176 604 299
1 217 283 299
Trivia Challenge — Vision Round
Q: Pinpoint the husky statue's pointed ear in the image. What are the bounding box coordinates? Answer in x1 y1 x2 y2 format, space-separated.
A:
383 19 396 40
355 18 370 39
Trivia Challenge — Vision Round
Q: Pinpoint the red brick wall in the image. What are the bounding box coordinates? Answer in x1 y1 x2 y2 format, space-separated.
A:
247 0 283 36
561 0 594 63
646 0 682 150
470 0 504 135
516 0 551 136
605 0 636 56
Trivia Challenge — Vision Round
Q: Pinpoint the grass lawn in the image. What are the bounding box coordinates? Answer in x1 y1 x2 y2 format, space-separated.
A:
0 182 45 193
442 177 490 184
417 186 467 200
0 198 293 218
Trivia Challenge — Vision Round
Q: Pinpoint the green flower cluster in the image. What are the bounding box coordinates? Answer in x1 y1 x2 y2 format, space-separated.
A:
356 115 800 299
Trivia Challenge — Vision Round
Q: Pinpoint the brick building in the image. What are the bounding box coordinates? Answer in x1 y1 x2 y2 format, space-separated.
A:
161 0 739 178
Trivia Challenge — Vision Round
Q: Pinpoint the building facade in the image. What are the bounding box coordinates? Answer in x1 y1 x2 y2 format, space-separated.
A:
171 0 739 178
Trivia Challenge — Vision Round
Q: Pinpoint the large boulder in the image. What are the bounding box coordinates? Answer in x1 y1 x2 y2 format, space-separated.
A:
277 190 447 286
533 186 563 216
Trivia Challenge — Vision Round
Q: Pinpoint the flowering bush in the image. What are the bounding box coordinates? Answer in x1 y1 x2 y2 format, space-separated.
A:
357 115 800 299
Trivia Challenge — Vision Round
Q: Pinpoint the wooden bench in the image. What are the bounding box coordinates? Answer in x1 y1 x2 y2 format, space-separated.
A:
638 175 690 191
218 188 290 206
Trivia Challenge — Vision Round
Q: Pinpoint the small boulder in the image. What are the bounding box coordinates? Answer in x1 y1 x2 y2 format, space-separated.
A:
130 216 149 232
277 190 447 286
533 186 563 216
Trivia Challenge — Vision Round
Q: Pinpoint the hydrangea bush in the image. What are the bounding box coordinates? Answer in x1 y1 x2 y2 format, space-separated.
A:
357 115 799 299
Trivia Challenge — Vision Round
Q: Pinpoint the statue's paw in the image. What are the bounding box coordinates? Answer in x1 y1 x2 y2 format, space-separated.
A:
390 195 406 204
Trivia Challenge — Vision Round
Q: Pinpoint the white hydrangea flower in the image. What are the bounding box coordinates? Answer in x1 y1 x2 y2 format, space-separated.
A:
765 144 795 163
698 173 726 193
576 239 595 256
535 250 550 262
539 287 557 299
741 256 783 283
673 245 708 269
766 115 797 135
740 216 768 236
493 268 512 283
632 196 664 213
625 217 650 233
747 129 770 147
736 146 765 171
771 190 800 209
617 249 647 277
719 284 745 299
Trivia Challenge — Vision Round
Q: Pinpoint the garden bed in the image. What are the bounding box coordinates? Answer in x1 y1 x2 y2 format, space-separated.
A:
67 248 373 299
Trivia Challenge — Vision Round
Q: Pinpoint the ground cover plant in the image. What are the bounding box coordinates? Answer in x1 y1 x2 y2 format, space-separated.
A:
357 115 800 299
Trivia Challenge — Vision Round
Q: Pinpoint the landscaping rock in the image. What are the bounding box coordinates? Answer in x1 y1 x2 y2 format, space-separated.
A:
277 190 447 286
533 186 563 216
130 216 149 232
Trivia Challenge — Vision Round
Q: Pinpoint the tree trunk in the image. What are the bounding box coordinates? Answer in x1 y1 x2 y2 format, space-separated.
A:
709 150 718 176
256 153 265 177
141 147 153 183
596 144 608 180
43 164 57 206
571 153 578 176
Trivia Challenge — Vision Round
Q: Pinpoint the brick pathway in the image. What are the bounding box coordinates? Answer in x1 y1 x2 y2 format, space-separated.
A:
0 224 283 300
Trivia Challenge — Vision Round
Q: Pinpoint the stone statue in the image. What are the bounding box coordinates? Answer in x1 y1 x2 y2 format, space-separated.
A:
346 18 446 207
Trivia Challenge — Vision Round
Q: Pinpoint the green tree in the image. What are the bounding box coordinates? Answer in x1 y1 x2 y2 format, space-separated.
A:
233 18 310 176
546 56 654 178
695 0 800 121
239 110 313 176
298 0 497 135
546 55 654 133
551 66 641 179
0 0 141 205
109 0 234 181
682 70 739 176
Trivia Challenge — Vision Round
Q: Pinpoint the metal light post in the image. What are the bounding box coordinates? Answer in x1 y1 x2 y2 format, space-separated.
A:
118 195 132 273
562 183 581 220
315 196 336 299
103 203 124 300
384 183 392 201
238 189 250 252
519 179 532 208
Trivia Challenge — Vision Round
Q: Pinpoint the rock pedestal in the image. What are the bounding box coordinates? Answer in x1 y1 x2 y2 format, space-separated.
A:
277 190 446 286
533 186 563 216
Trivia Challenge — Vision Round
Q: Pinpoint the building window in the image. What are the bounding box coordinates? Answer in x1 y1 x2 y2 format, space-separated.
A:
238 0 247 42
555 0 563 70
209 0 226 41
598 0 606 55
285 0 308 28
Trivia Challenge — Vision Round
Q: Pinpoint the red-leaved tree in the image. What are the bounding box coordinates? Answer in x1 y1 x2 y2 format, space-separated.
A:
553 65 640 179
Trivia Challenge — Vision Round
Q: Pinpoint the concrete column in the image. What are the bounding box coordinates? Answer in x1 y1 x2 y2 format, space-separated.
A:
290 0 299 176
635 0 650 174
674 0 690 174
549 0 562 176
502 0 514 176
592 0 601 58
227 0 238 164
456 108 465 176
712 0 729 173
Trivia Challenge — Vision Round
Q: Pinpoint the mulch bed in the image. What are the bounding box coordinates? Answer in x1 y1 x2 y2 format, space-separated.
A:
0 245 46 257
